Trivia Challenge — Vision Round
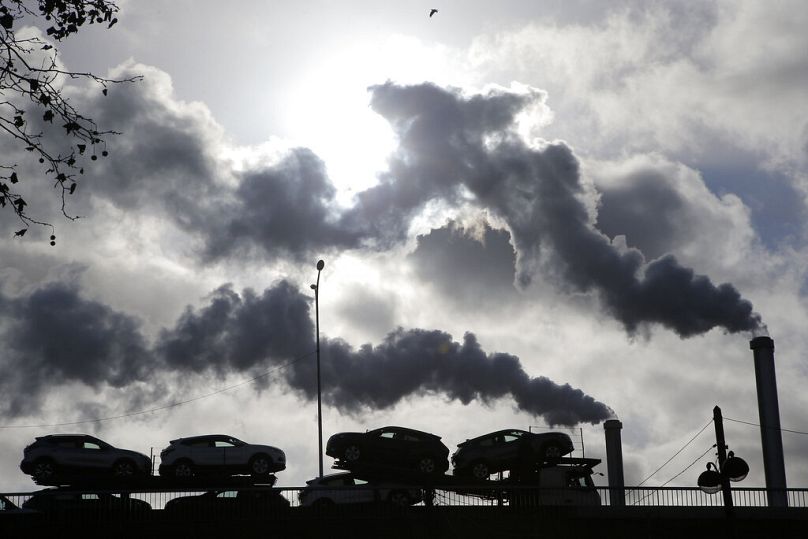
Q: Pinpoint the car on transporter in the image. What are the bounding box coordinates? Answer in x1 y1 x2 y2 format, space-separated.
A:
159 434 286 479
19 434 152 483
326 426 450 477
299 472 427 507
452 429 574 480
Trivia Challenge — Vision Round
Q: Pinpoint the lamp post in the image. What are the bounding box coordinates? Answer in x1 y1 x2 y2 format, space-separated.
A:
311 259 325 478
698 406 749 523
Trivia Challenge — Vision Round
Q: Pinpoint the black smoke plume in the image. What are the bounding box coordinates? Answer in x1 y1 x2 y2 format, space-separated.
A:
0 280 611 426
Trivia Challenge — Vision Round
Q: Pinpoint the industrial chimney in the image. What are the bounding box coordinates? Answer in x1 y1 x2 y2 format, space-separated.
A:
750 336 788 507
604 419 625 507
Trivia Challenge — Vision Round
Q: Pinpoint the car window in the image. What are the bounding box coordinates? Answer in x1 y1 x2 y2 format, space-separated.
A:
354 479 368 485
400 434 421 442
83 442 102 450
0 498 7 511
477 437 494 447
379 432 395 439
503 434 520 444
217 491 237 498
55 440 77 448
81 494 99 500
214 441 235 448
188 440 210 447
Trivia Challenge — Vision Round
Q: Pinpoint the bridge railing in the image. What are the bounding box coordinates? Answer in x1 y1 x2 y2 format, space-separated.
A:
3 485 808 518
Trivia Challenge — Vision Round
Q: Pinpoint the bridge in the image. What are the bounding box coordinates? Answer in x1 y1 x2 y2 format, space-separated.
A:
3 482 808 539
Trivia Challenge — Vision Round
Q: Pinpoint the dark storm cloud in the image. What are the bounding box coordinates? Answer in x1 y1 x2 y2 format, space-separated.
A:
0 282 152 416
408 221 518 303
0 280 611 425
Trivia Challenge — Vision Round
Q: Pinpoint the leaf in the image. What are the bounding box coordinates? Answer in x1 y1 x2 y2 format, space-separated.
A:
77 144 86 154
43 110 54 122
0 13 13 30
63 121 80 133
14 229 27 237
42 44 53 50
108 18 117 29
14 198 26 211
69 182 77 194
28 79 39 91
102 88 108 96
9 172 18 184
56 173 66 182
14 116 24 128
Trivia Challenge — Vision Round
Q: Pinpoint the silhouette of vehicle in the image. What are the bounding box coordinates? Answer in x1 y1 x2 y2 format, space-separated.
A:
508 460 602 507
19 434 151 483
158 434 285 479
22 489 151 516
299 472 426 507
452 429 574 480
0 494 38 514
163 488 289 517
326 426 450 476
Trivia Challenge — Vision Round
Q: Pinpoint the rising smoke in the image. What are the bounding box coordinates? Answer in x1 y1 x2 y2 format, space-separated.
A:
0 280 611 426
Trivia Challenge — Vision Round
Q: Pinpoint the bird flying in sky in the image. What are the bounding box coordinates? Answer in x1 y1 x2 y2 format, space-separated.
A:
429 9 438 18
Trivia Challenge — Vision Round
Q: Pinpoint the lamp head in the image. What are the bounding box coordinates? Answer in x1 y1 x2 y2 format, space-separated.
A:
724 451 749 482
698 462 722 494
317 260 325 271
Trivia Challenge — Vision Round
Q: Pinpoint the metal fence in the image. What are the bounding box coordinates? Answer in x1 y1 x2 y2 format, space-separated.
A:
4 485 808 515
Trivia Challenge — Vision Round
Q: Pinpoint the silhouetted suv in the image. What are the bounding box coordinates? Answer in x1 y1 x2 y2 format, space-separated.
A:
452 429 574 480
326 426 449 476
19 434 151 483
164 488 289 517
159 434 285 479
299 472 426 507
22 489 151 516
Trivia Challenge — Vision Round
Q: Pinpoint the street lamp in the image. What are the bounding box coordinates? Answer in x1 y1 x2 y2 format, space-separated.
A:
698 406 749 513
311 259 325 478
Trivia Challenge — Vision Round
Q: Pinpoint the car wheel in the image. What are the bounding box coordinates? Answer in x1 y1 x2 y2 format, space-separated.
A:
173 460 194 479
343 445 361 462
32 458 57 481
249 455 272 476
471 461 490 480
417 455 438 475
388 490 411 507
112 459 138 477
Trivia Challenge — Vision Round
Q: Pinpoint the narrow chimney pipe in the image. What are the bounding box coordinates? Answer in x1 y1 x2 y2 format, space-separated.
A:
750 336 788 507
604 419 625 507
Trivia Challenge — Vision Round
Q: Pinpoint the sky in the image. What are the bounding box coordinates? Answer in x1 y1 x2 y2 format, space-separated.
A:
2 0 808 494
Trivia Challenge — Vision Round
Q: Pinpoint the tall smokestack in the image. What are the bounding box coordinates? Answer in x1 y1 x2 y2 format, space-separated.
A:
750 337 788 507
604 419 625 507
